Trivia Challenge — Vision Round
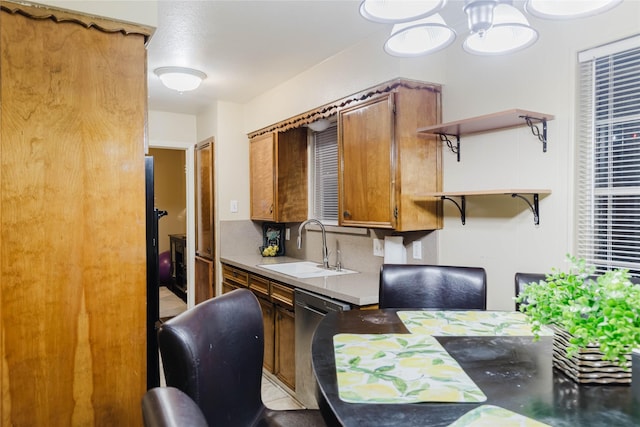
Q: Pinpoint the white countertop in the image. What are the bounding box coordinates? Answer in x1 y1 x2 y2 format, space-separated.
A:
220 254 379 307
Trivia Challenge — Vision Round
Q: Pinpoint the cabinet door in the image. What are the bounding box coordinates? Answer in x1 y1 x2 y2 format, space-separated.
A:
275 127 308 222
339 93 396 228
275 305 296 390
256 296 275 373
250 133 275 220
194 256 214 303
195 138 214 259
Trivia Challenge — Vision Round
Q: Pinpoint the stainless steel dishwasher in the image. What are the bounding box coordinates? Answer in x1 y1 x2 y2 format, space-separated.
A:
295 288 350 409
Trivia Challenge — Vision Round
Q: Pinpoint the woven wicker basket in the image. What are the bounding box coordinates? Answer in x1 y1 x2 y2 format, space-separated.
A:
551 326 631 385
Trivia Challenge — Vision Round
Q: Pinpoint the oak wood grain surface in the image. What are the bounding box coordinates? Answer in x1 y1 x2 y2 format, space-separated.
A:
1 5 148 425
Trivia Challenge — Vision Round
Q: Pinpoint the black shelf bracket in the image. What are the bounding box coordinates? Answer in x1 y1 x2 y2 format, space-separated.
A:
511 193 540 225
441 195 466 225
438 133 461 162
520 115 548 153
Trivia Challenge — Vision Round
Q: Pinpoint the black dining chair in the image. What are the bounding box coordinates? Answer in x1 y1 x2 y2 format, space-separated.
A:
379 264 487 310
153 288 326 427
514 272 546 311
142 386 208 427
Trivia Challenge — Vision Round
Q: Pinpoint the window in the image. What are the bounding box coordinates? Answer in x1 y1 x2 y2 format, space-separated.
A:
576 35 640 276
311 122 338 223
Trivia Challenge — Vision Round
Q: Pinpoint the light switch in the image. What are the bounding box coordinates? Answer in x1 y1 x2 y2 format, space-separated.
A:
413 241 422 259
373 239 384 257
230 200 238 213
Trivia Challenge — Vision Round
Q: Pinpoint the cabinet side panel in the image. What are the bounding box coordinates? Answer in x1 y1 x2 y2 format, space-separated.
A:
1 12 146 426
396 86 443 230
276 127 308 223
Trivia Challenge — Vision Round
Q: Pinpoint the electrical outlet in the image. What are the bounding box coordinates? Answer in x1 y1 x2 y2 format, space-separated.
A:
412 241 422 260
373 238 384 257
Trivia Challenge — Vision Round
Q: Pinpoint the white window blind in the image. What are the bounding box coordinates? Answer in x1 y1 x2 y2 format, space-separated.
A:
576 36 640 276
312 123 338 222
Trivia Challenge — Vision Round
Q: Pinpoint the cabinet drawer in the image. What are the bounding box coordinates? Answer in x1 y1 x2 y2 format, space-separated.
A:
271 282 294 309
222 264 248 288
249 274 270 298
222 281 240 295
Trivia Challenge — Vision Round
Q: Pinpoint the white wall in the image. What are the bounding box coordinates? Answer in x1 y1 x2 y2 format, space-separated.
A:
33 0 157 27
238 2 640 310
149 111 197 147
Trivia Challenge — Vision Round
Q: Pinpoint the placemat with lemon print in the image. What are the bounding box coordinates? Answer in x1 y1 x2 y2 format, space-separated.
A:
397 311 554 336
449 405 551 427
333 333 487 404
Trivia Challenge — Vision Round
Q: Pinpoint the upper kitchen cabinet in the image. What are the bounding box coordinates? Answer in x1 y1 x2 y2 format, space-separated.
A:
250 127 307 222
195 138 214 259
338 82 443 230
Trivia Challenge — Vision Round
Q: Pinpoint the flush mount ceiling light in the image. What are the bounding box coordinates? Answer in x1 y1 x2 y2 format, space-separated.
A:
154 67 207 92
463 3 539 55
360 0 447 23
384 14 456 57
359 0 622 56
525 0 623 20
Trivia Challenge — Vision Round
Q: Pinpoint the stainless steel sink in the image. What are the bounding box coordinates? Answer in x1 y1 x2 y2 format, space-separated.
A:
257 261 358 279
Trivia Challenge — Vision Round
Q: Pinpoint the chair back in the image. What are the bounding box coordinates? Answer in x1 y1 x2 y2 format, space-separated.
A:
157 288 265 427
379 264 486 310
514 272 545 310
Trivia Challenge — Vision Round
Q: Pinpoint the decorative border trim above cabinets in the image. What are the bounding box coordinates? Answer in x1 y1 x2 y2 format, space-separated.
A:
417 109 554 162
247 78 441 138
0 0 154 43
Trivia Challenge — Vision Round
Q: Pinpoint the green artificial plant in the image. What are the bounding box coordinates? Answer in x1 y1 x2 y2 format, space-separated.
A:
516 254 640 366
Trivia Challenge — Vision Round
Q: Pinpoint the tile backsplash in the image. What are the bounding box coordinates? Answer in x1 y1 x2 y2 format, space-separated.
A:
219 220 438 274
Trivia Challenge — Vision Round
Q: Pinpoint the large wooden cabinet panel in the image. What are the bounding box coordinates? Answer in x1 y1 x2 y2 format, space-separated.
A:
0 3 152 425
338 83 442 231
250 127 307 222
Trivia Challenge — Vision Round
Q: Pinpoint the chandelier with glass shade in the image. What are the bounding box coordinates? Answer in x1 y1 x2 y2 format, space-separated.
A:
360 0 623 56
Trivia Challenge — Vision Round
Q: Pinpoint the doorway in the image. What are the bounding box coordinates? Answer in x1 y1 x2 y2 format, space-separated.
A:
148 145 196 309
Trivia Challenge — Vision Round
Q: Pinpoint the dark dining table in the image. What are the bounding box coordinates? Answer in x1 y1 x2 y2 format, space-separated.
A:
311 309 640 427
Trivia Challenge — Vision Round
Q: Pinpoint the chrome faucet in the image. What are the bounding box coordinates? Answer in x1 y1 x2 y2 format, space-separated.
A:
297 219 330 269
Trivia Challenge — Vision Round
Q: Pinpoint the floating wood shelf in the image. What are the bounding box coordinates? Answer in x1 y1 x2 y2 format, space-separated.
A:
417 109 555 161
412 189 552 226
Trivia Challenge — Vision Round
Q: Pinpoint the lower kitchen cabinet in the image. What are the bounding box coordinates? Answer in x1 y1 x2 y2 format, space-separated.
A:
257 295 275 373
274 305 296 390
271 281 296 389
221 263 297 389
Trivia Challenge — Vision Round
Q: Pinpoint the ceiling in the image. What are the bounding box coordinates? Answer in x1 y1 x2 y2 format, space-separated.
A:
146 0 387 115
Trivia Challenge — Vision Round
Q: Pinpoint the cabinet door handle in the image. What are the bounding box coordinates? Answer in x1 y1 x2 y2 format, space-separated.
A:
270 204 273 214
343 210 351 219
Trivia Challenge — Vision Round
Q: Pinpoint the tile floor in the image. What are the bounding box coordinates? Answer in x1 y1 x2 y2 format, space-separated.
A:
158 286 304 410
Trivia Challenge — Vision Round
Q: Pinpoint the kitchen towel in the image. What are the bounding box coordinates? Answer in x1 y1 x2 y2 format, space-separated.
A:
384 236 406 263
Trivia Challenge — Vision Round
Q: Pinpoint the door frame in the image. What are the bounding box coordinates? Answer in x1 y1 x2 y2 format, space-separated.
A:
148 141 196 308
